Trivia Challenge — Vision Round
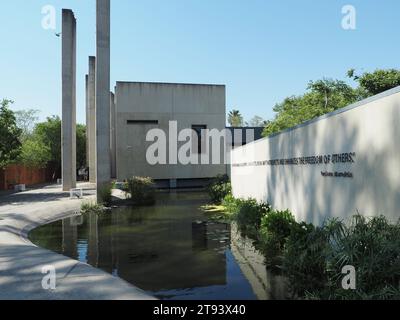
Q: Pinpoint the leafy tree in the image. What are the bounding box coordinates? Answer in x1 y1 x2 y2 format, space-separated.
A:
263 79 358 137
348 68 400 96
14 109 40 141
19 138 51 168
76 124 87 168
307 79 356 110
246 115 268 127
228 110 244 127
34 116 62 173
264 69 400 136
33 116 87 177
263 69 400 137
0 99 22 168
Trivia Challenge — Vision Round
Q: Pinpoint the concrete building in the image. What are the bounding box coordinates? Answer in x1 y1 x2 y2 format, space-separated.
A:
114 81 227 187
226 127 264 148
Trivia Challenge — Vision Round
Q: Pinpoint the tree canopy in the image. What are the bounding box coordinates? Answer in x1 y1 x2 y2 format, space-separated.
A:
34 115 62 170
348 68 400 96
0 99 22 168
263 69 400 137
228 110 244 127
29 116 86 173
246 115 268 127
1 101 87 175
76 124 87 169
19 138 51 168
14 109 40 141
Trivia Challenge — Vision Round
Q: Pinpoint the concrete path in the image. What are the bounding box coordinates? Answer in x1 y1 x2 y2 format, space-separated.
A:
0 183 155 300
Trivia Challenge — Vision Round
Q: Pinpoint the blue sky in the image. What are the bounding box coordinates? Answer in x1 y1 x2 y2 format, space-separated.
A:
1 0 400 124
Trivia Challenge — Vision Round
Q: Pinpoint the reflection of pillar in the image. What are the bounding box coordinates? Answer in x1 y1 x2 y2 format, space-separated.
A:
61 9 77 191
97 214 113 273
87 212 99 267
111 210 119 272
88 56 96 183
96 0 111 200
110 92 116 179
62 218 78 259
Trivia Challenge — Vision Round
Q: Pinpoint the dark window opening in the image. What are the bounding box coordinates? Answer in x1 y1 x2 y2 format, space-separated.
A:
127 120 159 125
192 125 207 154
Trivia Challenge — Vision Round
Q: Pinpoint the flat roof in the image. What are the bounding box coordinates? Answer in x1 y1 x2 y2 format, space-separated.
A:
116 81 225 87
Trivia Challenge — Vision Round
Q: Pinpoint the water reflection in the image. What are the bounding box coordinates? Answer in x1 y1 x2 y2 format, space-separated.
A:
230 224 288 300
30 192 285 300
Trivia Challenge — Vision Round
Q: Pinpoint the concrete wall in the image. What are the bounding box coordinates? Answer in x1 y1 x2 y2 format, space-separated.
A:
115 82 226 181
231 87 400 225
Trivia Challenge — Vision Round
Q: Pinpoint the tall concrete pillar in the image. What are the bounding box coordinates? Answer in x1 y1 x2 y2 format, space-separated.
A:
85 74 89 170
61 9 77 191
88 56 97 183
110 92 116 179
96 0 111 201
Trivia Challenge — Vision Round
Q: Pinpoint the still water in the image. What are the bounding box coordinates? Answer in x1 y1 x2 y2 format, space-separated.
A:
29 192 285 300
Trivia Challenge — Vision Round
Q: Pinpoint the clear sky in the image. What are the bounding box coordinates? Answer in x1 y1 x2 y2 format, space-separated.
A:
1 0 400 124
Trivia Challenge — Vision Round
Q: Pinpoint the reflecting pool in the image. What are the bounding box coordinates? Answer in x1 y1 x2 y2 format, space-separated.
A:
29 192 286 300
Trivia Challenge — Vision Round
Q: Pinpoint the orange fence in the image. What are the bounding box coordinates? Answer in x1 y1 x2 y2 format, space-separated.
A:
0 164 48 190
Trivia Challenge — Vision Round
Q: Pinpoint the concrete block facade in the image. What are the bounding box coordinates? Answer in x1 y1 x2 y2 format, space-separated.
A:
231 87 400 225
115 82 227 182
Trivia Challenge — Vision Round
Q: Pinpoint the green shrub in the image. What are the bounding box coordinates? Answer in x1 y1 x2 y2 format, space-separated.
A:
261 209 295 243
235 199 271 240
81 201 106 215
97 183 112 206
125 176 156 205
283 221 331 298
282 215 400 300
206 174 232 204
259 209 295 267
222 194 239 214
319 215 400 300
222 194 400 300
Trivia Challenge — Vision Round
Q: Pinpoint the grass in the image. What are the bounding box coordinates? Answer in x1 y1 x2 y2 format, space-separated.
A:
80 201 108 215
97 183 113 206
200 204 233 222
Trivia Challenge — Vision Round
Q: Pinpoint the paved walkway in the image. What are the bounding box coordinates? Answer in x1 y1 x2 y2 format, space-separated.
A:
0 183 155 300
